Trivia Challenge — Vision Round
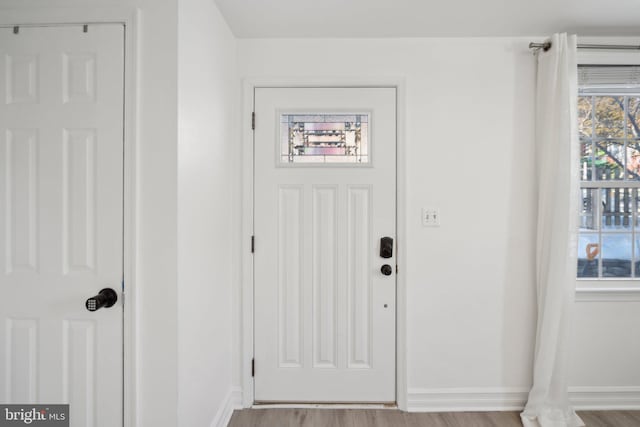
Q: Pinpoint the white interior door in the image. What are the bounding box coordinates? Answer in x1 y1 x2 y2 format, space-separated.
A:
254 87 396 403
0 25 124 426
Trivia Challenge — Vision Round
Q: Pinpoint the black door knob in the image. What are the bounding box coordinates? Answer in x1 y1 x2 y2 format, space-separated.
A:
381 264 393 276
86 288 118 312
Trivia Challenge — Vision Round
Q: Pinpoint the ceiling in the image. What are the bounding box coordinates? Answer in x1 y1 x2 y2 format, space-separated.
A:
213 0 640 38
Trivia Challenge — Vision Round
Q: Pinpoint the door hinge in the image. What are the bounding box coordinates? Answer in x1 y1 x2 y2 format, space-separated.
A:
396 265 399 274
251 235 255 253
251 358 255 377
251 112 255 130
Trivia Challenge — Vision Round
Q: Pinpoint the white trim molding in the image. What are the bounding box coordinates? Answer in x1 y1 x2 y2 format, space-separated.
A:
576 288 640 302
407 387 640 412
251 403 395 410
570 386 640 410
406 388 529 412
209 387 243 427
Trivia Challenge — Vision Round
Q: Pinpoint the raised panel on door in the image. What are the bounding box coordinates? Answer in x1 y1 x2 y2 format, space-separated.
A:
5 54 39 104
312 185 338 369
0 25 124 426
5 318 38 403
254 87 396 403
4 129 39 274
63 320 97 427
62 128 97 274
278 185 304 368
347 185 372 369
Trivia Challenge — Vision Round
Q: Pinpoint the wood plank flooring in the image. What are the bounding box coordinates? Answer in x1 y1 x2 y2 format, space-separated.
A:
229 409 640 427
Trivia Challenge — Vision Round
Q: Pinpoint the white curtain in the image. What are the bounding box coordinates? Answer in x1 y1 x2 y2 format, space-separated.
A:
521 33 584 427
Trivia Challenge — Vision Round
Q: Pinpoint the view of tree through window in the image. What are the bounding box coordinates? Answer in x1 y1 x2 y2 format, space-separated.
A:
578 92 640 278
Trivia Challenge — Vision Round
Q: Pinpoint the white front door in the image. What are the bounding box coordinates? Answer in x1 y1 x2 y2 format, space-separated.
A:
0 25 124 426
254 87 396 402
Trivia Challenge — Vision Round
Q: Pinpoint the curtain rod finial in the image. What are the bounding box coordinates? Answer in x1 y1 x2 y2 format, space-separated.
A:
529 41 552 52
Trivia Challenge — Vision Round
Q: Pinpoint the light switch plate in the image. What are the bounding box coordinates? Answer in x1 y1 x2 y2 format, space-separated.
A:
422 208 440 227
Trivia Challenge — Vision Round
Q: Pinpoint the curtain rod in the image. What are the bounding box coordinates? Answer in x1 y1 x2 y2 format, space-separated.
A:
529 42 640 52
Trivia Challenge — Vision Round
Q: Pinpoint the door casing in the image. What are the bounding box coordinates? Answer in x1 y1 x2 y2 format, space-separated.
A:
241 78 408 409
0 9 139 427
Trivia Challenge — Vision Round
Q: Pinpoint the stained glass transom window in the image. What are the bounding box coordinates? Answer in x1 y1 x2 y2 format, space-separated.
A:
280 114 369 164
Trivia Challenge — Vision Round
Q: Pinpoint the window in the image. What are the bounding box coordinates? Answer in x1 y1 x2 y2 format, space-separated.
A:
279 113 369 164
578 65 640 278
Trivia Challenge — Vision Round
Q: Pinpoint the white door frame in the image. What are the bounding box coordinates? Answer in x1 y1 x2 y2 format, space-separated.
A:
241 78 408 410
0 8 139 427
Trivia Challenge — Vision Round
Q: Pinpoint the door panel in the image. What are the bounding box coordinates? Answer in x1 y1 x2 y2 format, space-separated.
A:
254 87 396 402
0 25 124 426
312 185 338 369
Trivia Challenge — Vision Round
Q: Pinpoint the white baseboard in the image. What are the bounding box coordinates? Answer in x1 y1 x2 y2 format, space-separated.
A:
210 387 243 427
407 387 529 412
570 386 640 410
252 403 394 409
407 386 640 412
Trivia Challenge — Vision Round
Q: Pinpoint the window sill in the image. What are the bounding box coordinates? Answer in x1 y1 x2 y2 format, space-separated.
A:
575 286 640 302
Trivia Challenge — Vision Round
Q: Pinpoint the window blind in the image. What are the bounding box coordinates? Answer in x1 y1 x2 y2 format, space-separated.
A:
579 65 640 94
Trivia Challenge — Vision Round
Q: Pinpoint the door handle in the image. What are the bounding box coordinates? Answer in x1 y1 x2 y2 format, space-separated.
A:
381 264 393 276
86 288 118 312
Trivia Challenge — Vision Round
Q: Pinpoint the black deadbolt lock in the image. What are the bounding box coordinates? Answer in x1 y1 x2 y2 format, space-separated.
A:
380 237 393 258
86 288 118 312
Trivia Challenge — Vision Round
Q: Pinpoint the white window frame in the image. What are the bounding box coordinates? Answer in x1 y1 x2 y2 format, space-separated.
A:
576 42 640 300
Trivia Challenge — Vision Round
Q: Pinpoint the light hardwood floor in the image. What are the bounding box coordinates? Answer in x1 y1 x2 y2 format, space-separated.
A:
228 409 640 427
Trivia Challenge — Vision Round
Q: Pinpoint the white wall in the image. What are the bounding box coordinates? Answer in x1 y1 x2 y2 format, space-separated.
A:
177 0 237 426
236 38 640 409
2 3 636 421
130 3 179 425
0 1 180 426
571 301 640 388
